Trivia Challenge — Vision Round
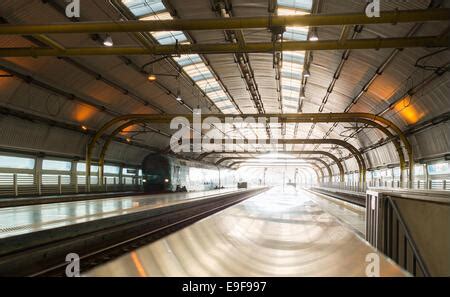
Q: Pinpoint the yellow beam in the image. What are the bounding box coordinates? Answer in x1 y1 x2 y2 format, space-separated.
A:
0 9 448 35
86 112 413 188
1 36 447 57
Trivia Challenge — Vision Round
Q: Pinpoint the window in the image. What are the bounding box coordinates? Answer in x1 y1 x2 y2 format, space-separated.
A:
0 155 35 170
428 161 450 175
414 164 425 176
104 165 120 175
42 160 71 171
123 168 138 176
77 162 99 173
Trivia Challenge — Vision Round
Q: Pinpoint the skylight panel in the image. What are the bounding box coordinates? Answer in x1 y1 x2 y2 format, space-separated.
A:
183 63 210 75
281 77 302 87
281 71 302 80
278 0 313 11
281 61 303 72
284 28 308 41
196 78 219 90
174 54 202 67
284 51 305 64
283 95 299 102
277 7 309 16
140 11 173 21
122 0 239 114
122 0 166 17
277 0 312 114
207 89 228 101
152 31 188 44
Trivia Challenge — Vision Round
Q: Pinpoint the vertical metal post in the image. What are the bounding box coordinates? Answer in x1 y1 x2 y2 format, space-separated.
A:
37 173 41 196
70 160 77 193
85 144 90 192
35 157 43 196
13 173 18 197
58 175 62 194
118 165 123 191
75 172 79 194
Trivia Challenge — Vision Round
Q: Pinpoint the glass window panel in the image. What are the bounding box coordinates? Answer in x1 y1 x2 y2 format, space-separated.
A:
152 31 187 44
42 160 71 171
278 6 310 16
104 165 120 175
283 96 299 103
140 11 173 21
174 54 202 66
76 163 99 173
282 61 304 72
284 28 309 41
278 0 313 10
284 51 305 64
123 168 138 176
428 162 450 175
0 155 35 170
414 165 424 176
196 78 219 91
282 84 301 92
281 78 302 88
281 70 302 80
124 0 240 120
122 0 166 17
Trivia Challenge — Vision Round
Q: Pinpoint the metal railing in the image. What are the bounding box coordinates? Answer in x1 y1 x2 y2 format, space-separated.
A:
366 191 433 276
316 182 367 193
316 179 450 194
384 197 430 276
0 173 143 198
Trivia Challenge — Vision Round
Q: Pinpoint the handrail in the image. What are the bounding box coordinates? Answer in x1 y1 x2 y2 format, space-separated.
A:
385 197 431 276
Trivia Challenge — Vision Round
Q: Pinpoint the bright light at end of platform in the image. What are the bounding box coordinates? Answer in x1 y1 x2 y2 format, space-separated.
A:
256 153 296 159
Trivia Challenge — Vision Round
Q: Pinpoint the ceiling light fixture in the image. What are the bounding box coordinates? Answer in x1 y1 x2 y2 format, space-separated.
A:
303 68 311 78
147 74 157 81
103 34 113 47
176 75 183 101
309 28 319 41
176 92 182 102
81 125 88 131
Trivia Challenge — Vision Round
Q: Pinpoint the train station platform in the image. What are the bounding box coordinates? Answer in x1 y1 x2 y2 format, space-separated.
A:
86 187 408 277
0 187 267 276
0 191 143 208
0 188 241 239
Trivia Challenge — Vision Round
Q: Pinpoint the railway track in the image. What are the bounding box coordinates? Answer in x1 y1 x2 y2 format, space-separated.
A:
0 188 268 277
